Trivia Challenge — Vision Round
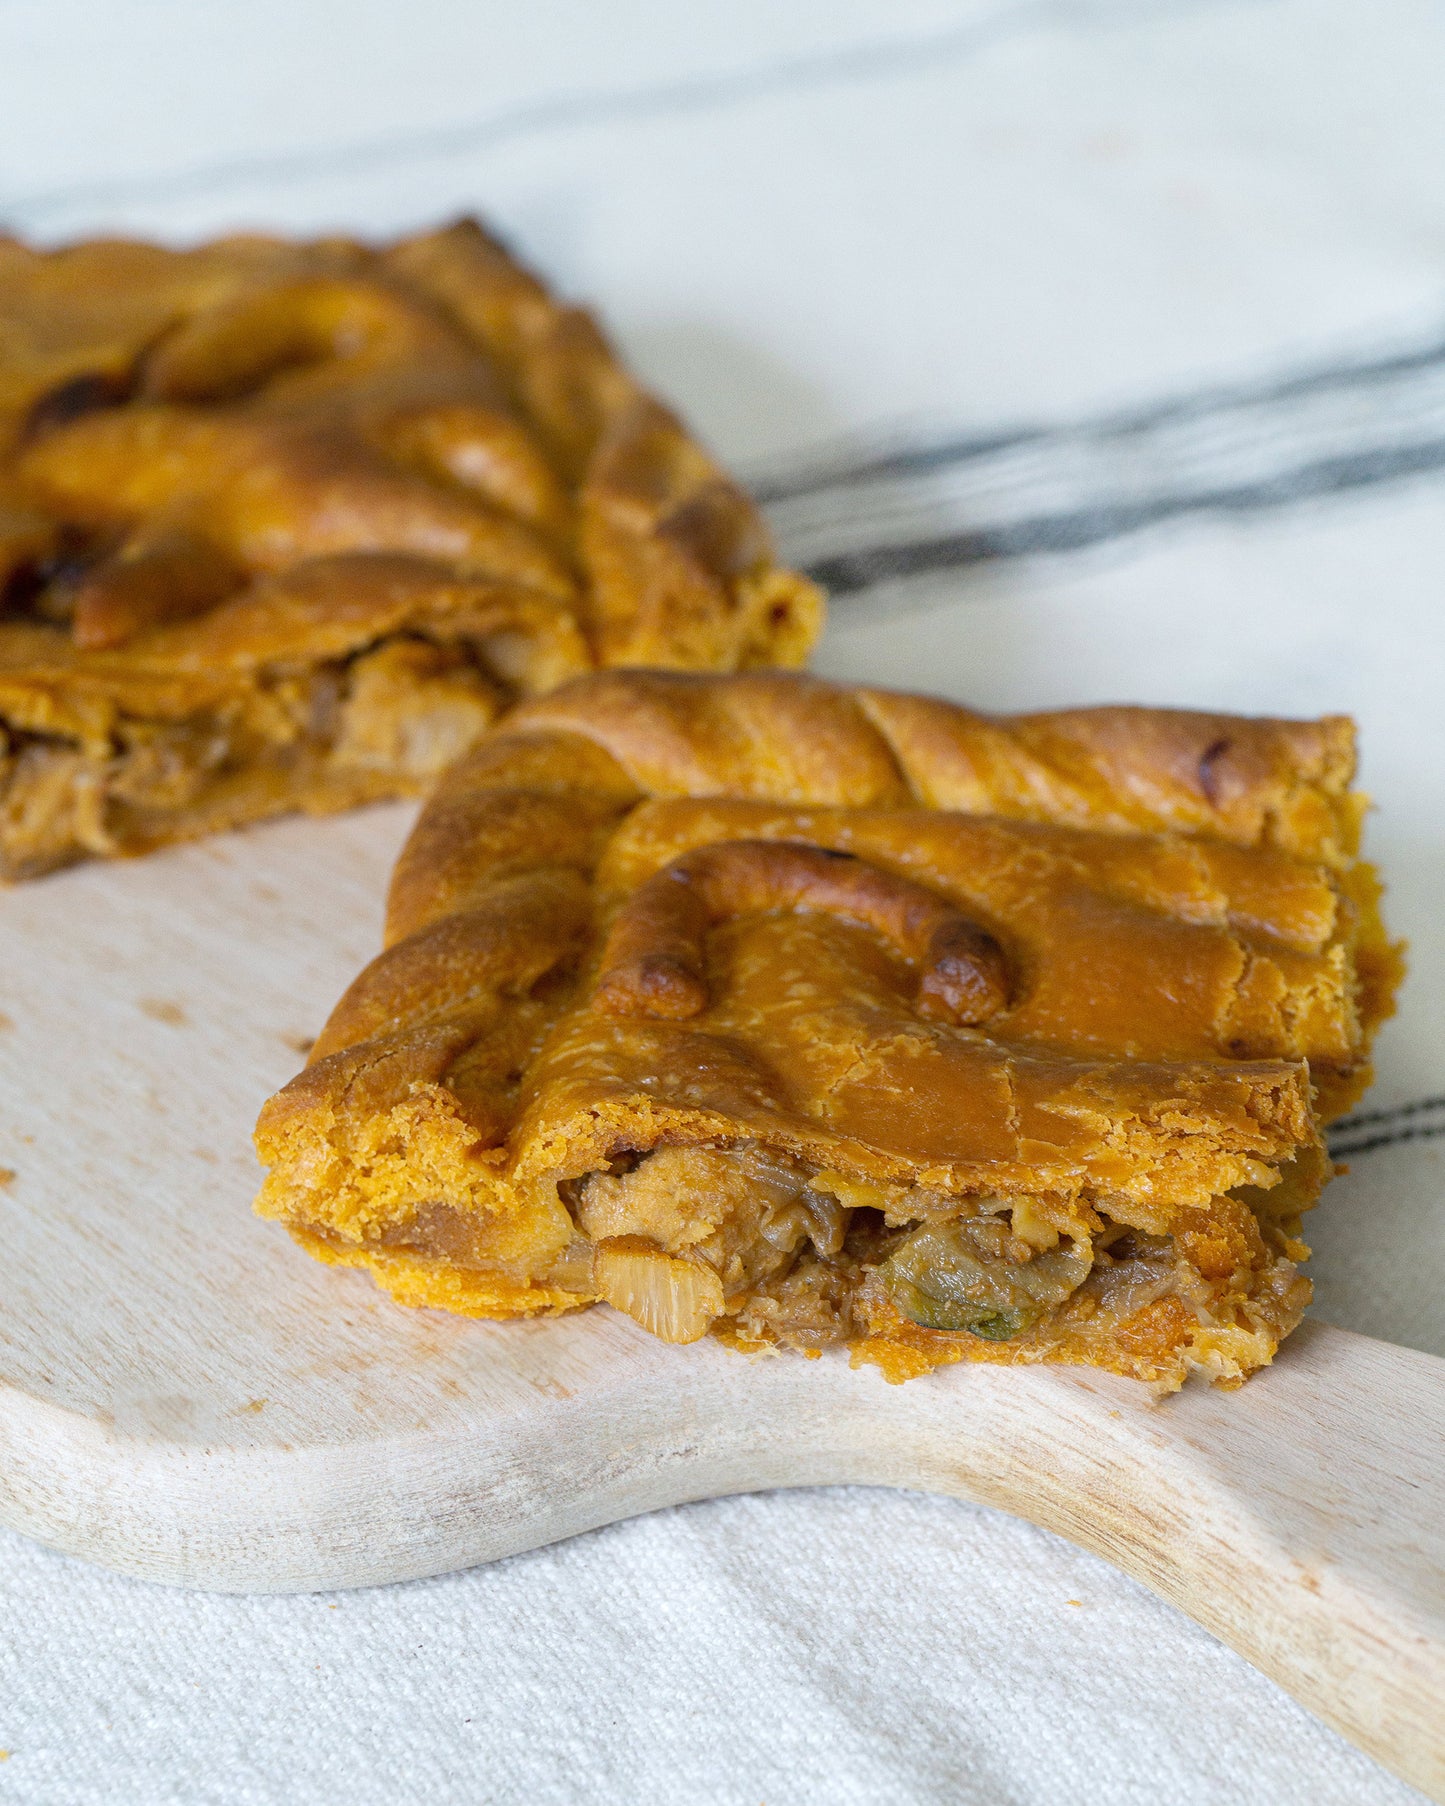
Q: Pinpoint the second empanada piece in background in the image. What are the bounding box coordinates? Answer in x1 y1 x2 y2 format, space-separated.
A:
255 670 1400 1392
0 220 820 877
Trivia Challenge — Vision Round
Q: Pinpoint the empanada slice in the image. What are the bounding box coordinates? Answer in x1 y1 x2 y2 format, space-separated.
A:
0 221 820 876
255 671 1401 1390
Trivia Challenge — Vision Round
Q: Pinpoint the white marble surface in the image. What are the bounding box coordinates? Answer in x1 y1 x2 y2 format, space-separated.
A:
0 2 1441 1800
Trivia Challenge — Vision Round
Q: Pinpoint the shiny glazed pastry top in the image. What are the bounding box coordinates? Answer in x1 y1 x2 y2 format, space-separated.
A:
0 220 821 877
255 670 1401 1391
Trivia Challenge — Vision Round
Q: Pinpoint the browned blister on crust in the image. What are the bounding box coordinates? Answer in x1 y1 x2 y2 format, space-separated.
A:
255 671 1402 1390
0 221 821 878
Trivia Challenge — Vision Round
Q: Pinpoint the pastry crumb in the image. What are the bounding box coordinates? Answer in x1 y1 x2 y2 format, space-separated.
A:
139 998 188 1027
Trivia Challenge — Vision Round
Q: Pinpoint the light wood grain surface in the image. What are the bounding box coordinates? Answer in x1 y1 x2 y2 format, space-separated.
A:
0 806 1440 1799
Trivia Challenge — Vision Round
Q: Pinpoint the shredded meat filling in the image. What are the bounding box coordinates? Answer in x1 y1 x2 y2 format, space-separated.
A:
0 632 502 877
548 1138 1296 1360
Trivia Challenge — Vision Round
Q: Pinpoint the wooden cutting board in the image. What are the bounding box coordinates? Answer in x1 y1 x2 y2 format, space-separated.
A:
0 805 1441 1800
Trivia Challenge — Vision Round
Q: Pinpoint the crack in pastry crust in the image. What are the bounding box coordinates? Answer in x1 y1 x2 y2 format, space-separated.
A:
0 221 822 877
254 670 1404 1391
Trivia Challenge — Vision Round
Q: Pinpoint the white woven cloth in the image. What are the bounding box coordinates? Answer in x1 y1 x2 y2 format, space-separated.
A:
0 3 1440 1800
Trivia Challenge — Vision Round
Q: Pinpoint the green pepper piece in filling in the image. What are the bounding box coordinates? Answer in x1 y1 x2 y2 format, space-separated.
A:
881 1218 1091 1341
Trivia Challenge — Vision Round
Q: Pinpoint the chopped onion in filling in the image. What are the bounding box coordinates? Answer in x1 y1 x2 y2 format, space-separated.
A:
593 1236 725 1343
566 1146 1266 1355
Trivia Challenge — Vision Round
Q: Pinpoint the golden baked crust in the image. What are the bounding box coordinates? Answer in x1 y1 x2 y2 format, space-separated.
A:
0 221 821 877
255 671 1402 1390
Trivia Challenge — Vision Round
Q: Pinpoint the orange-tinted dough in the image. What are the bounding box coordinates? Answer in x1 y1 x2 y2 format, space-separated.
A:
0 222 820 877
256 670 1402 1391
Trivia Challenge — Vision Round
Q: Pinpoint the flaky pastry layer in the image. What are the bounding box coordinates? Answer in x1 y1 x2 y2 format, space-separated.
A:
0 221 820 876
255 671 1402 1390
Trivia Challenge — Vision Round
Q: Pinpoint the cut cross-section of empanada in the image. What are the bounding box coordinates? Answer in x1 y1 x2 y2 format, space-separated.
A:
0 221 820 877
255 670 1402 1391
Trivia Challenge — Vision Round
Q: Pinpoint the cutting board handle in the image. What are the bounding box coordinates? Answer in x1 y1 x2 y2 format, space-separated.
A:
815 1320 1445 1801
1 1318 1440 1798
